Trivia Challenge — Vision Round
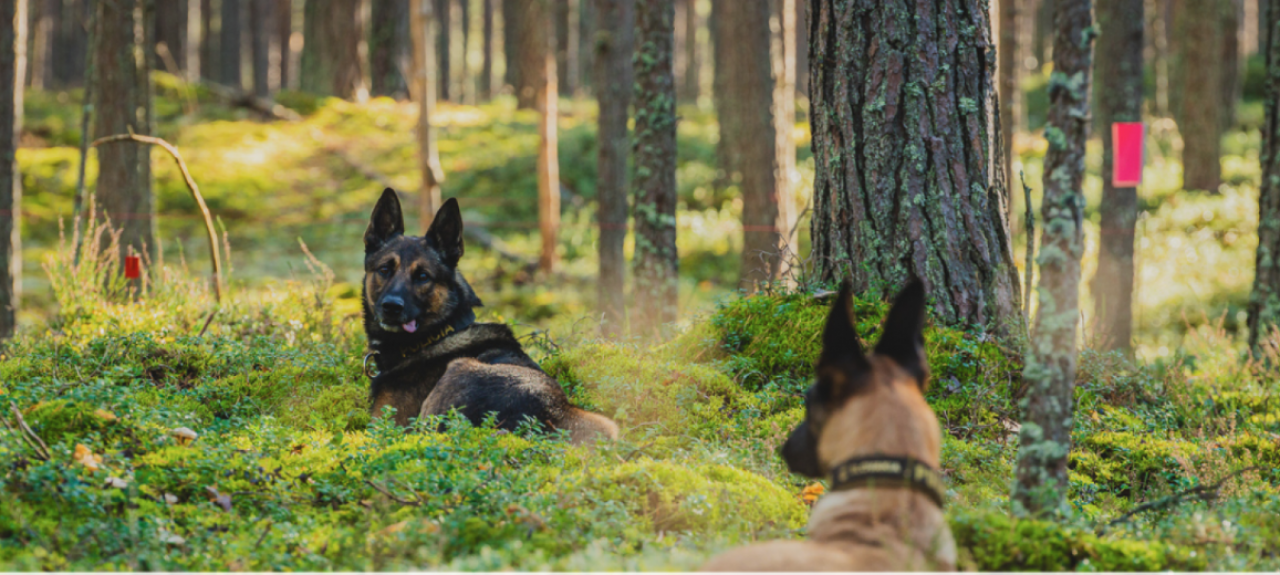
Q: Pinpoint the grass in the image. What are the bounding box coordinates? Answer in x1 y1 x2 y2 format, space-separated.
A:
3 76 1279 569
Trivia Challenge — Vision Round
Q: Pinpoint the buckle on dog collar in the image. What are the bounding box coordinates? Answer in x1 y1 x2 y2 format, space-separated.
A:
363 351 380 378
828 455 946 508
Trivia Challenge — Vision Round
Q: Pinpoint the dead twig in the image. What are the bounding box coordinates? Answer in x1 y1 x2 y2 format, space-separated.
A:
364 479 423 507
9 403 52 461
197 308 219 338
1021 171 1035 335
91 133 224 304
1097 466 1261 535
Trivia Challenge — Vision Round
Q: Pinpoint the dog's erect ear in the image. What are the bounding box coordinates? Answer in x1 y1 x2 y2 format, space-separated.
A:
426 198 464 268
365 188 405 253
874 279 929 386
815 282 870 400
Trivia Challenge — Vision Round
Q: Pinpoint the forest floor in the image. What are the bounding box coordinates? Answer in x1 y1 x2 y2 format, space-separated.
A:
1 76 1279 569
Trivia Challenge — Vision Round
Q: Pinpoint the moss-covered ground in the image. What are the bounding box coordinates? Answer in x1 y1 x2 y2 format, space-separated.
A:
3 73 1279 570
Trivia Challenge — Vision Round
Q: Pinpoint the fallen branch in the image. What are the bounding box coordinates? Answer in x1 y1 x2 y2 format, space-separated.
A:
91 133 223 305
1097 466 1261 535
364 479 422 507
8 403 51 461
201 81 302 122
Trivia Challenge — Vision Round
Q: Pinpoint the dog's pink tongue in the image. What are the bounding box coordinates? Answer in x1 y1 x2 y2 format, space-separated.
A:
403 320 418 333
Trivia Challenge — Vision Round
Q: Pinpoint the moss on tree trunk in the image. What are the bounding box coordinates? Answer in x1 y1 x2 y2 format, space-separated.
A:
808 0 1023 335
1012 0 1094 518
1247 0 1280 350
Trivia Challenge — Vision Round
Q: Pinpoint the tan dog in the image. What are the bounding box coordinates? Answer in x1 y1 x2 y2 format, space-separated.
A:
703 281 956 571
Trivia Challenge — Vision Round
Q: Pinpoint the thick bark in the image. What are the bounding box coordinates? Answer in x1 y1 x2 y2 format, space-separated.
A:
435 0 450 100
480 0 493 98
1247 0 1280 349
371 0 410 97
1013 0 1093 518
714 0 784 289
809 0 1023 332
221 0 243 88
631 0 677 338
300 0 363 98
999 0 1020 190
1174 0 1224 191
410 0 444 222
0 0 25 337
155 0 186 76
94 0 154 263
514 0 543 108
1092 0 1142 354
520 0 559 272
276 0 291 89
594 0 634 338
250 0 273 97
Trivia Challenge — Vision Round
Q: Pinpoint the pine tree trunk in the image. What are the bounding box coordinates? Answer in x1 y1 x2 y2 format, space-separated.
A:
300 0 363 98
435 0 450 100
1221 0 1242 132
514 0 542 108
1247 0 1280 349
1013 0 1093 518
632 0 676 338
714 0 783 289
1174 0 1224 191
250 0 273 97
577 0 593 91
0 0 26 338
521 0 559 272
155 0 186 76
809 0 1023 333
999 0 1020 188
480 0 493 98
201 0 215 80
794 0 807 98
1092 0 1142 354
554 0 572 94
594 0 634 338
674 0 696 101
502 0 518 90
709 0 727 182
371 0 410 97
459 0 472 103
222 0 243 87
29 0 50 89
410 0 444 222
775 0 796 261
276 0 291 89
94 0 154 264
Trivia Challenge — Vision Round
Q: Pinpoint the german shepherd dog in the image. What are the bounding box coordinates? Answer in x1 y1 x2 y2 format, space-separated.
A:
703 281 956 571
362 188 618 444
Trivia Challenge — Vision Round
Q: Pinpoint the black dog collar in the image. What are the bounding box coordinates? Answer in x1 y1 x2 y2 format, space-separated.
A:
364 310 478 378
828 455 946 508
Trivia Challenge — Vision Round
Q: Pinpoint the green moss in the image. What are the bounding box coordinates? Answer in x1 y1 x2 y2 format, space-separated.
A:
22 399 135 445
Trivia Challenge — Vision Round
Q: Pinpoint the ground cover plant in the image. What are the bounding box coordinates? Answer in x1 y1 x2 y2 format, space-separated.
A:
3 85 1280 570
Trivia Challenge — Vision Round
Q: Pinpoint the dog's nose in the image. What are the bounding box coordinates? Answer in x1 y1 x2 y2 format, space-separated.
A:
380 298 404 317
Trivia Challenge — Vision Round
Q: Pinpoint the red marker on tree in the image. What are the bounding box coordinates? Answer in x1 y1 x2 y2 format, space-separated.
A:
1111 122 1144 187
124 256 141 279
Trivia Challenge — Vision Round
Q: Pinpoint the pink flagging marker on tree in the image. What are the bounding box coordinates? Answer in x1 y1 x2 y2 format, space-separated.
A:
1112 122 1144 187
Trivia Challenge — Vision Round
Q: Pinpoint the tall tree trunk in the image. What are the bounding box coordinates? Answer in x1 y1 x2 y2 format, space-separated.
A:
674 0 696 101
300 0 363 98
200 0 215 80
371 0 410 97
577 0 593 91
1013 0 1093 518
519 0 558 272
435 0 450 100
94 0 154 264
0 0 26 337
154 0 186 76
631 0 676 338
709 0 728 181
459 0 472 103
276 0 291 89
775 0 796 262
480 0 493 98
29 0 51 89
514 0 542 108
53 0 89 87
1092 0 1142 354
250 0 272 97
1221 0 1242 132
714 0 783 289
502 0 518 90
594 0 634 338
999 0 1020 190
554 0 573 94
410 0 444 221
222 0 243 87
1174 0 1224 191
809 0 1023 332
794 0 807 98
1247 0 1280 350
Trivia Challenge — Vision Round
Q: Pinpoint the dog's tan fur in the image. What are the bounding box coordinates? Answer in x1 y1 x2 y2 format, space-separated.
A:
703 284 955 572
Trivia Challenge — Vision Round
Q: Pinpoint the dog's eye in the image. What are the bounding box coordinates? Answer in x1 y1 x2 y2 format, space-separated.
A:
414 271 430 282
378 264 394 277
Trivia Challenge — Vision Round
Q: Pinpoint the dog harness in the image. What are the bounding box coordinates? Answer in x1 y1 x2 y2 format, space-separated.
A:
828 455 946 508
